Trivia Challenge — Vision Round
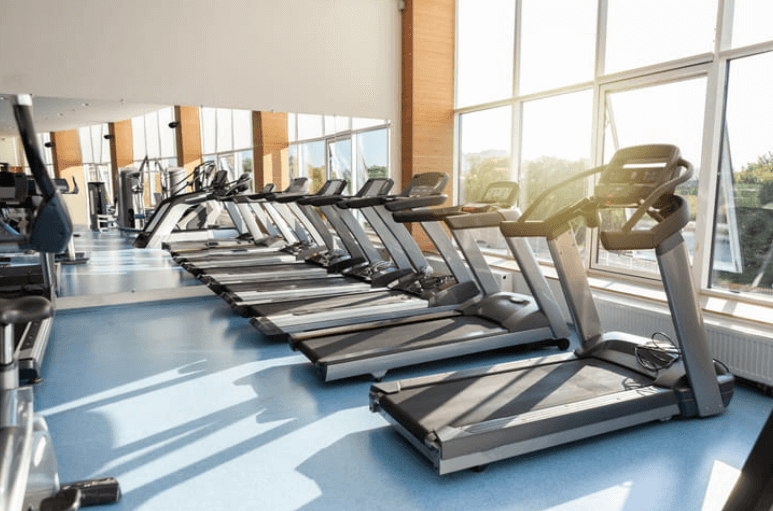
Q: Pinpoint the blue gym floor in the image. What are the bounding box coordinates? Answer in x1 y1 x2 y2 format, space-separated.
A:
39 229 773 511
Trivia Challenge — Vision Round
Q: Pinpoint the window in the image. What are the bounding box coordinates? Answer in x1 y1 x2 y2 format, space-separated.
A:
78 124 112 198
287 113 390 195
456 0 515 107
455 0 773 305
603 0 717 74
598 76 707 274
19 133 55 177
199 107 254 187
518 0 596 95
131 107 178 206
710 52 773 297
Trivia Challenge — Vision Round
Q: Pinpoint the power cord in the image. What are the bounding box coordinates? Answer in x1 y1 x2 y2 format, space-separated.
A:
635 332 682 372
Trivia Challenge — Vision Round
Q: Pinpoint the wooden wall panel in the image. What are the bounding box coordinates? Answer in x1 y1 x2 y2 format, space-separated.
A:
254 111 289 190
51 129 89 226
402 0 455 248
109 119 133 198
175 105 202 180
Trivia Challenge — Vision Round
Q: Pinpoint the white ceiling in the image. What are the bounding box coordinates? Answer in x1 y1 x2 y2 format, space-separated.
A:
0 95 170 138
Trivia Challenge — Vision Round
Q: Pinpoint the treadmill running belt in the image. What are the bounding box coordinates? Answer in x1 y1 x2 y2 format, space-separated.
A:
298 316 506 363
253 290 414 317
204 262 315 276
379 359 654 441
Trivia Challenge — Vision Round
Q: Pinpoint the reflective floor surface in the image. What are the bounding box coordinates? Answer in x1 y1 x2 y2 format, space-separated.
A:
34 228 773 511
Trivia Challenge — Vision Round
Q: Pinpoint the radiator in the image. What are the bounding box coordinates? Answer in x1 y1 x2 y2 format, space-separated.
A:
594 291 773 387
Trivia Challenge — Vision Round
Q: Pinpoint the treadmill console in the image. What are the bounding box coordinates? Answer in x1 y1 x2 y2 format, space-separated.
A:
316 179 348 196
357 178 394 197
400 172 449 197
595 144 682 206
285 177 310 194
462 181 518 213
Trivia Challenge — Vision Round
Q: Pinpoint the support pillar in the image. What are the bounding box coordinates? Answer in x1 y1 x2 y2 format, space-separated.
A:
253 111 289 191
51 129 88 227
402 0 455 248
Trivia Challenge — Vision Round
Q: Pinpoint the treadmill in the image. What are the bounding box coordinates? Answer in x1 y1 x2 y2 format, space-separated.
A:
170 177 315 263
222 173 454 307
201 178 398 294
184 178 364 285
163 182 282 253
287 181 572 382
0 172 58 383
248 181 522 337
369 144 735 474
133 168 245 249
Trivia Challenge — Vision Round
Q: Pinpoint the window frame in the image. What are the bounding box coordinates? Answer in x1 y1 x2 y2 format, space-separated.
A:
454 0 773 308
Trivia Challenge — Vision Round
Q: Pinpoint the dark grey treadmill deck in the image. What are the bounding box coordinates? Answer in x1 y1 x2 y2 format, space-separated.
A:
378 358 656 441
297 316 506 364
204 262 315 277
252 289 414 317
233 275 357 295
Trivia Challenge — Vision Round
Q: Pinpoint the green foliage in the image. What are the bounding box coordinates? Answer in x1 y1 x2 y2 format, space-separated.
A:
309 165 325 193
715 207 773 289
462 155 510 203
737 151 773 184
759 180 773 206
367 165 388 179
242 157 253 173
522 156 590 220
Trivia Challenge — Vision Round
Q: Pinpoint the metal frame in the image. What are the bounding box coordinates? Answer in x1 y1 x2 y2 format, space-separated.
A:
453 0 773 310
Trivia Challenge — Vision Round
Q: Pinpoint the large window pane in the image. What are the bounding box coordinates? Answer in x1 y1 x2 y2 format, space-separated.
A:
200 107 217 155
302 141 325 193
158 107 176 158
78 127 94 164
519 0 597 95
458 106 512 253
288 144 299 179
711 52 773 297
598 76 707 273
604 1 717 74
144 111 160 159
298 114 323 140
731 0 773 49
459 106 512 205
288 114 297 143
131 116 146 160
216 108 233 153
456 0 515 107
233 109 252 150
356 129 388 193
520 91 593 261
328 139 353 194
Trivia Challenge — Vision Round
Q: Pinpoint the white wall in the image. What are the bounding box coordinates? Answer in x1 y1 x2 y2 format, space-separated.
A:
0 136 20 166
0 0 402 183
0 0 401 118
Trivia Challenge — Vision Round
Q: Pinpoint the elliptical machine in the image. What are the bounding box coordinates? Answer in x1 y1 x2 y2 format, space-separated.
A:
0 94 121 511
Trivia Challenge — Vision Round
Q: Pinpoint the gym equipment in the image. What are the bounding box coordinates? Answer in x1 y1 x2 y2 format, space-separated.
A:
133 168 250 249
184 179 363 285
87 181 116 231
222 173 458 309
0 172 59 384
0 93 121 511
53 177 89 265
286 179 570 382
370 144 734 474
249 181 520 337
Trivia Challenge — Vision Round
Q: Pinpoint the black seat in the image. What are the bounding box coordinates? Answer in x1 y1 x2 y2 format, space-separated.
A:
0 296 53 326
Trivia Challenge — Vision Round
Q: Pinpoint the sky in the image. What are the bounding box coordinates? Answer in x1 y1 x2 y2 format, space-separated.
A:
457 0 773 172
